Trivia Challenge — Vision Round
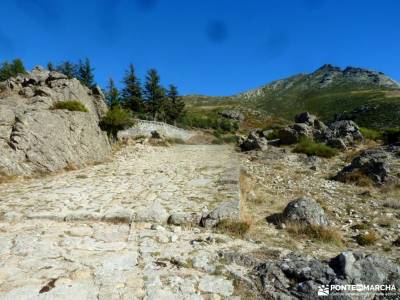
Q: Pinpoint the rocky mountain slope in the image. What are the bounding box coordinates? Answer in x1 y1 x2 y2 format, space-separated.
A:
0 66 111 177
185 64 400 129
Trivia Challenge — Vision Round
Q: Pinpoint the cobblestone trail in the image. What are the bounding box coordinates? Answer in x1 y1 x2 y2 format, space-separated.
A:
0 144 256 299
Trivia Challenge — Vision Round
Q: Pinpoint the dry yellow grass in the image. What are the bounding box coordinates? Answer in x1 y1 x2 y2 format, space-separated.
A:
215 219 250 238
356 231 379 246
285 222 344 247
340 170 375 187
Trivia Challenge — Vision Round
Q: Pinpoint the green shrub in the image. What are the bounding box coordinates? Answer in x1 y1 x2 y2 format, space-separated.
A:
99 107 135 138
179 112 238 133
51 101 88 112
293 138 337 158
383 128 400 144
359 127 382 141
221 135 238 143
265 129 280 140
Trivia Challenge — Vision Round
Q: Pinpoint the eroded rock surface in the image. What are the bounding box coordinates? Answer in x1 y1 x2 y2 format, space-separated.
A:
0 66 110 176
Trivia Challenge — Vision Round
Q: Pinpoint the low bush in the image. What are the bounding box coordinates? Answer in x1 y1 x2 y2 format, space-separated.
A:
359 127 382 141
179 112 238 133
293 138 337 158
383 128 400 145
265 129 280 140
99 107 135 138
286 222 343 247
51 101 88 112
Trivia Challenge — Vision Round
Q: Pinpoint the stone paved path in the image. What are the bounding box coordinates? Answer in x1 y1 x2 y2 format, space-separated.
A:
0 144 257 299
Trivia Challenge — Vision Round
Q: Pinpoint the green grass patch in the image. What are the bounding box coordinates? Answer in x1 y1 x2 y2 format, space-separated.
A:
178 109 239 133
293 138 337 158
359 127 382 141
51 101 88 112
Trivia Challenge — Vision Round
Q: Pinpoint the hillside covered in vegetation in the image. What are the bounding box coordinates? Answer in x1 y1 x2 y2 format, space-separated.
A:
184 64 400 130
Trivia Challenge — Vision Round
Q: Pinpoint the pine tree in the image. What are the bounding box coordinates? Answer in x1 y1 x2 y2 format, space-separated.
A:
47 62 55 71
0 58 26 81
143 68 165 120
57 61 76 79
121 64 143 112
77 58 95 88
106 78 120 109
167 84 185 124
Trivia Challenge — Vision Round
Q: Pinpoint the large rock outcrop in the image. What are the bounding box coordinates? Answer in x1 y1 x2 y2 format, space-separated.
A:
238 129 268 152
254 251 400 299
278 112 363 149
0 66 111 176
334 145 400 185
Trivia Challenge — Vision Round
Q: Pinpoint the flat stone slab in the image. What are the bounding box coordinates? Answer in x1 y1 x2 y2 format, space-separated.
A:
0 144 240 223
0 144 250 299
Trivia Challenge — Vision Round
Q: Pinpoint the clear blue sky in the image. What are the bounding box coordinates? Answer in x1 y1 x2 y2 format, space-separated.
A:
1 0 399 96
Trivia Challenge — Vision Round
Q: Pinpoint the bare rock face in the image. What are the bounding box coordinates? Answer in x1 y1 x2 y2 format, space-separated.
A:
0 66 111 176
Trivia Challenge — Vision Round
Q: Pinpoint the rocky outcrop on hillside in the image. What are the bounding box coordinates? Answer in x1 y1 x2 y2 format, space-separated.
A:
279 112 363 149
218 110 245 121
0 66 111 176
254 251 400 299
238 129 268 152
334 145 400 185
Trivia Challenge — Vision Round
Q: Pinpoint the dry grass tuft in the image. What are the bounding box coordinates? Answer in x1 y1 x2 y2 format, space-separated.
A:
383 198 400 209
340 170 375 187
0 173 18 184
356 231 379 246
64 163 78 171
285 222 344 247
352 223 370 230
215 219 250 238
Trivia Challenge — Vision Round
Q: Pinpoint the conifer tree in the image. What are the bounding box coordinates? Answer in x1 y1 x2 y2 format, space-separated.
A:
121 64 143 112
47 62 55 71
166 84 185 124
77 58 95 88
106 78 120 109
57 61 76 79
143 68 165 120
0 58 26 81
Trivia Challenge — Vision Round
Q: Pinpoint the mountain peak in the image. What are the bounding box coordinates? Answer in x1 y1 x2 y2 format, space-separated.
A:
315 64 341 73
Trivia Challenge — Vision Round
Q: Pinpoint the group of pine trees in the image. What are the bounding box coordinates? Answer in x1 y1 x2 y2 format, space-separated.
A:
47 58 96 89
0 59 26 81
105 64 185 125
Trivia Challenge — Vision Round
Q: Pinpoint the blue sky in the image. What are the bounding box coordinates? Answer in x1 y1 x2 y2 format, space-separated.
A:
1 0 399 95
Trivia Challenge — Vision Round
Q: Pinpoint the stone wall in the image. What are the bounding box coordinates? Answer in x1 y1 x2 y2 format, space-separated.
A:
118 120 195 141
